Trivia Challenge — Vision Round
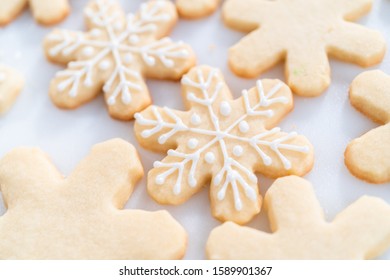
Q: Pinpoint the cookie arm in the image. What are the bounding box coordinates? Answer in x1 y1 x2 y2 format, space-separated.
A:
0 0 26 26
66 139 144 209
223 0 274 32
327 22 385 67
0 66 25 115
114 210 187 259
332 0 372 21
140 40 196 81
132 0 178 41
333 196 390 259
134 106 190 152
207 222 273 260
176 0 220 19
44 29 88 65
345 124 390 184
228 29 285 79
0 147 63 210
29 0 69 25
147 146 212 206
265 176 325 231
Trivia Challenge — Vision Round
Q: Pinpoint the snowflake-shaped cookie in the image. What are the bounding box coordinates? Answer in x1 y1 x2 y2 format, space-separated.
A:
0 65 24 115
0 139 187 259
207 176 390 259
223 0 386 96
134 65 314 224
345 70 390 184
44 0 195 120
176 0 220 19
0 0 69 25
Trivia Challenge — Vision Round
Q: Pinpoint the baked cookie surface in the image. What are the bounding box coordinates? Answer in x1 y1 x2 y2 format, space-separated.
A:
0 0 70 25
135 65 314 224
223 0 386 96
207 176 390 259
345 70 390 184
0 139 187 260
44 0 195 120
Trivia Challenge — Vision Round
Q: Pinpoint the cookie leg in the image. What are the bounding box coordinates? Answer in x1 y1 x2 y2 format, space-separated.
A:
29 0 69 25
0 0 27 26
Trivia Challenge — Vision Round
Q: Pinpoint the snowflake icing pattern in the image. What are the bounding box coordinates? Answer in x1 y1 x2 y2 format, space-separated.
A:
135 66 314 223
44 0 194 120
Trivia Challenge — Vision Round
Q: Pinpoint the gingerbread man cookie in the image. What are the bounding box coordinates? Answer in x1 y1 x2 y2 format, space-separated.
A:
207 176 390 259
44 0 195 120
0 0 70 26
0 139 187 259
176 0 220 19
222 0 386 96
345 70 390 184
0 65 24 115
135 65 314 224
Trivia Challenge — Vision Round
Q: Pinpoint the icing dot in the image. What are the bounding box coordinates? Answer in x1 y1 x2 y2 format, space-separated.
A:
83 46 94 56
114 21 122 31
220 101 231 117
124 53 133 63
205 152 215 164
239 121 250 133
90 29 101 37
187 138 199 149
190 113 201 126
156 176 165 185
99 60 111 70
233 145 244 157
129 35 140 44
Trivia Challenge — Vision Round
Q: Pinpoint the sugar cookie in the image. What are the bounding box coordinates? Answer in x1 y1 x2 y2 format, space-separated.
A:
223 0 386 96
0 139 187 259
44 0 195 120
134 65 314 224
207 176 390 259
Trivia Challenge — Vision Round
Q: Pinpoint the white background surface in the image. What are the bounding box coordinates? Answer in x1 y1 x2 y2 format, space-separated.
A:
0 0 389 260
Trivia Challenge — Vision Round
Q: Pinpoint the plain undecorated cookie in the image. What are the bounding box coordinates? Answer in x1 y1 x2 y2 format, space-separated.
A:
0 65 24 115
0 0 70 26
207 176 390 259
44 0 195 120
222 0 386 97
345 70 390 184
176 0 220 19
0 139 187 260
135 65 314 224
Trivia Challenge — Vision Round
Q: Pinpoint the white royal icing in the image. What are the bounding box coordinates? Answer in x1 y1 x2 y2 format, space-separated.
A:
49 0 190 106
135 68 309 211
